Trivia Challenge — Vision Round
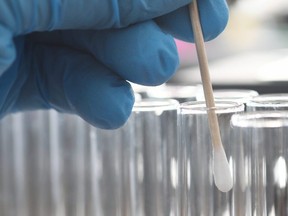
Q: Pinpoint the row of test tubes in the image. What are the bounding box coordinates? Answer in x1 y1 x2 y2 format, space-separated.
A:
0 84 288 215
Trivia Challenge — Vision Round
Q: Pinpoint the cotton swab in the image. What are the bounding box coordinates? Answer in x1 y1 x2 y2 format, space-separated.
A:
189 0 233 192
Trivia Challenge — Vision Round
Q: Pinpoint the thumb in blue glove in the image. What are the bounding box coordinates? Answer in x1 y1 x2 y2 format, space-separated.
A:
0 0 228 129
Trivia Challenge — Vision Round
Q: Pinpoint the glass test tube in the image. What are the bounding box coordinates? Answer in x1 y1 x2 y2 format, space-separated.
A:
50 112 90 216
89 98 179 216
231 111 288 215
23 110 51 216
0 113 29 216
180 101 244 216
89 121 130 216
0 111 52 216
132 99 179 216
246 93 288 111
0 101 179 216
0 110 103 216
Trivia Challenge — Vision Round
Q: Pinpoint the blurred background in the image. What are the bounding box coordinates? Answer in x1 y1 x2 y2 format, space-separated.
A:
172 0 288 93
1 1 288 215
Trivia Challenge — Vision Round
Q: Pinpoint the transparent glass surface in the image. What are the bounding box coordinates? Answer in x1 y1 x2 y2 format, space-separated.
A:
90 99 180 216
0 111 55 216
0 111 91 216
231 111 288 215
0 99 180 216
246 93 288 111
180 101 244 216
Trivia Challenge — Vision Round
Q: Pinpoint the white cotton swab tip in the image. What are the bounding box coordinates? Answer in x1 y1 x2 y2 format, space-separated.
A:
213 145 233 192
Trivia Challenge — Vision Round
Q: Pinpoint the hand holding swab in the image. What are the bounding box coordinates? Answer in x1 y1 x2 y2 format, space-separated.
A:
189 0 233 192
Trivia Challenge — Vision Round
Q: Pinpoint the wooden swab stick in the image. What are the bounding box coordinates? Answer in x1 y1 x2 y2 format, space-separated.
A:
189 0 233 192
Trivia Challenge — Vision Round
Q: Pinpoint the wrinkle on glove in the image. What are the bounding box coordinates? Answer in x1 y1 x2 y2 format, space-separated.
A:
15 43 134 129
28 20 179 86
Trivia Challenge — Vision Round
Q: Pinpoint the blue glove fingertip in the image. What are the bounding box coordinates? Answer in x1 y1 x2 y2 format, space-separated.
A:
65 75 135 129
156 1 229 42
198 0 229 41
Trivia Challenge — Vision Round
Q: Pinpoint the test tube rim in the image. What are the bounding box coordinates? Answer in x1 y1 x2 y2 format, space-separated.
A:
231 111 288 128
196 88 259 102
246 93 288 108
180 100 244 114
132 98 179 112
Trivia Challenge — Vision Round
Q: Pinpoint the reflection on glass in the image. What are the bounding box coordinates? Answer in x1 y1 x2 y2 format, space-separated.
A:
180 101 244 216
90 98 180 216
273 157 287 189
231 111 288 215
146 84 202 103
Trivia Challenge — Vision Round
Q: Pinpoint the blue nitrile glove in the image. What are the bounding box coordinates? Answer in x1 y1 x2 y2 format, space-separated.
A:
0 0 228 129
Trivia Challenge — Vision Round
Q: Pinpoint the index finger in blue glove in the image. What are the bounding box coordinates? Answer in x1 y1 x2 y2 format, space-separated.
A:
1 0 192 33
0 0 191 76
29 20 179 86
155 0 229 42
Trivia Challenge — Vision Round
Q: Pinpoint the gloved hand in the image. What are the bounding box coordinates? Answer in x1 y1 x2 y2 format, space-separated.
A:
0 0 228 129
